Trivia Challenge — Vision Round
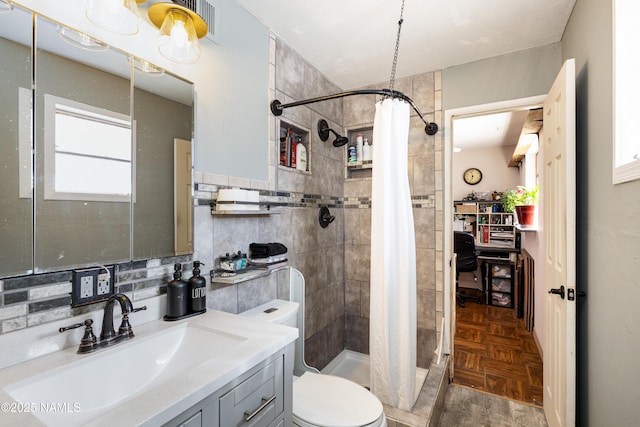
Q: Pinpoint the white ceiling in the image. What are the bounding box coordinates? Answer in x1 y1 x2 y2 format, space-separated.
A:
453 110 529 151
235 0 576 90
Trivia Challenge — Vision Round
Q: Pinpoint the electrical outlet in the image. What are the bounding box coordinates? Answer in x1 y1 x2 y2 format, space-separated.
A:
97 272 110 295
71 265 116 307
80 276 94 298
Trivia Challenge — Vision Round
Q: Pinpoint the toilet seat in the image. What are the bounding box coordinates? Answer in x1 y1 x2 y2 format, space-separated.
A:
293 372 385 427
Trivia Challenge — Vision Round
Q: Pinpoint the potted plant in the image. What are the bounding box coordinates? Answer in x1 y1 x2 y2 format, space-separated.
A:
501 185 538 225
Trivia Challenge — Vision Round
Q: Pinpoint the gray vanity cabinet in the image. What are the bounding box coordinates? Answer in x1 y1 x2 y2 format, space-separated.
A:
163 344 293 427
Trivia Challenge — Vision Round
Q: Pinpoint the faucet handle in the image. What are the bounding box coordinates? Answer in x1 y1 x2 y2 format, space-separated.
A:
130 306 147 314
59 319 97 354
117 306 146 337
118 314 133 337
59 318 93 333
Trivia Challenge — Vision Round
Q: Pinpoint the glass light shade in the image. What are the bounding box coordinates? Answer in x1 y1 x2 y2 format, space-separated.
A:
57 26 109 52
157 9 201 64
129 56 165 76
0 0 13 14
86 0 141 35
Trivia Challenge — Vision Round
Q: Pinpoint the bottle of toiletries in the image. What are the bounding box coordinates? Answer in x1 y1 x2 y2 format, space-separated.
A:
296 142 307 171
188 261 206 313
356 134 363 162
363 138 372 161
348 142 357 163
166 263 188 318
290 138 297 169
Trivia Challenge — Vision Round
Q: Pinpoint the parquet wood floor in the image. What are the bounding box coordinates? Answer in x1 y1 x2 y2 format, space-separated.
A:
452 301 544 407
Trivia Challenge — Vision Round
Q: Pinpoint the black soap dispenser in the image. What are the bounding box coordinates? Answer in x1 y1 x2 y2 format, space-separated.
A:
188 261 206 314
166 263 188 319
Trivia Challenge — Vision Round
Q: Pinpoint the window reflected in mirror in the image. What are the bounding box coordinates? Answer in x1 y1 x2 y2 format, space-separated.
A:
44 94 133 202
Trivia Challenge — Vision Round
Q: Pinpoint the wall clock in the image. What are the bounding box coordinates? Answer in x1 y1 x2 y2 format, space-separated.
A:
463 167 483 185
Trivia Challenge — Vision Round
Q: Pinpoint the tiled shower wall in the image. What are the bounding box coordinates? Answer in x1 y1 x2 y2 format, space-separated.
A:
193 35 347 370
342 72 443 369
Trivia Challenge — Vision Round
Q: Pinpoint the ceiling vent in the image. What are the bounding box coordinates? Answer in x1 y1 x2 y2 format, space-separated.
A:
172 0 216 42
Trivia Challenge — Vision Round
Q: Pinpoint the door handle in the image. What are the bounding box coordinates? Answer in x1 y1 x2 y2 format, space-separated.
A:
548 285 565 299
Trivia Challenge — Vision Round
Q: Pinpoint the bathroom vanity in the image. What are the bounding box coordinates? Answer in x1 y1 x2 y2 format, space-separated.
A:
0 310 297 426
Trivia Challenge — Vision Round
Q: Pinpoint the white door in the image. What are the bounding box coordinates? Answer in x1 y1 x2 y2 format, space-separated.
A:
174 138 193 255
542 58 576 427
449 253 457 380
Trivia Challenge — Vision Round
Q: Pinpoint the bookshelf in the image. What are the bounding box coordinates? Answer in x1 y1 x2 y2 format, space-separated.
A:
453 200 517 249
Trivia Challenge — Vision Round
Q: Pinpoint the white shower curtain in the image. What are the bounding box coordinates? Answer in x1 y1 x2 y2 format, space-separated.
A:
369 98 417 411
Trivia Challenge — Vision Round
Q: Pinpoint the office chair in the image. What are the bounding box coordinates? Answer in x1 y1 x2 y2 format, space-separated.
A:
454 231 482 307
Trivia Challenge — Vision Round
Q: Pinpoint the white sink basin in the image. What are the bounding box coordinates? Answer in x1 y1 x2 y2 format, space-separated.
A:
4 323 245 426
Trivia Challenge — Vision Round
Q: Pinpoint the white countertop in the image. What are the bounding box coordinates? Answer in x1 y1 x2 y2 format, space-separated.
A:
0 310 298 426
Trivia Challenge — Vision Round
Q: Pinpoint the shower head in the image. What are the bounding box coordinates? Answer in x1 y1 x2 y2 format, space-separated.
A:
318 119 348 148
332 135 349 147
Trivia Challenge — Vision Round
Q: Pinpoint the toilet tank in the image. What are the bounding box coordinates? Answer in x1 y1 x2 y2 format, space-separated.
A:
240 299 299 328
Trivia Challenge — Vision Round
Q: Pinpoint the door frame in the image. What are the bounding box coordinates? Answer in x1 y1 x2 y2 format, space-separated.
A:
442 94 546 361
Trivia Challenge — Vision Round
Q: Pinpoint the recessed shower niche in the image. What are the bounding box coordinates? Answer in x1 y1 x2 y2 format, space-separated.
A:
278 119 310 173
345 126 373 179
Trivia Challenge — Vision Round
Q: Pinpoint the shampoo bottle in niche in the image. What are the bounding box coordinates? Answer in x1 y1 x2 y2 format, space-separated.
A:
362 138 372 161
166 263 188 319
188 261 206 313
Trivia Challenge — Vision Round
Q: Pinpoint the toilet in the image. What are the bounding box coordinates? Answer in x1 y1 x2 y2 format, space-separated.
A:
241 269 387 427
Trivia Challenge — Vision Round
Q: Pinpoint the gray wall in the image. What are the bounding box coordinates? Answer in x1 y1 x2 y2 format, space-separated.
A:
562 0 640 425
195 0 269 181
442 43 562 110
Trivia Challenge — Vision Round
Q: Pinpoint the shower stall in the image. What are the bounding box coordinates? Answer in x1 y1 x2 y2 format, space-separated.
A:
270 33 443 417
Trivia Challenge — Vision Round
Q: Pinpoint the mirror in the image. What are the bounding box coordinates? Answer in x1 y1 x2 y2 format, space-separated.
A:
0 5 33 277
0 11 194 277
35 16 133 272
132 61 194 259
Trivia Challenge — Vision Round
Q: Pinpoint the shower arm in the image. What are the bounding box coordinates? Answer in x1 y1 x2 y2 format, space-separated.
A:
270 89 439 136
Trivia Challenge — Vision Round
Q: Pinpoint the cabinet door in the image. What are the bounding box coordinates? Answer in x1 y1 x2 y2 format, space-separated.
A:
220 356 284 427
179 412 202 427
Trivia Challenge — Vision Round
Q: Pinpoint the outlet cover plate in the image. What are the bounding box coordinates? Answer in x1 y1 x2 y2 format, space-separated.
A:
71 266 116 307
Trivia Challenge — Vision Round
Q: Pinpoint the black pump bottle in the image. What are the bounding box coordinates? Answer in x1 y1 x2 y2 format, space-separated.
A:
166 263 188 318
189 261 206 313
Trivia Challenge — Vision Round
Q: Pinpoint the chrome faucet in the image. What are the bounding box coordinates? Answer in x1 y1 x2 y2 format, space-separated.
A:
59 293 146 354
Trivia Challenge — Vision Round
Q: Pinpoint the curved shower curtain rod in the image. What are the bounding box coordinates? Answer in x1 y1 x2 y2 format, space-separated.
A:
270 88 439 136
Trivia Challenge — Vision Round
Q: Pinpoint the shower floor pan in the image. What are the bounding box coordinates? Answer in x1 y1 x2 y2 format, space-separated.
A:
321 350 428 400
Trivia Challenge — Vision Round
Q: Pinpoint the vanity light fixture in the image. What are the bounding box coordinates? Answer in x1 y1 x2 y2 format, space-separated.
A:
148 2 208 64
129 56 165 76
57 25 109 52
85 0 143 35
0 0 13 14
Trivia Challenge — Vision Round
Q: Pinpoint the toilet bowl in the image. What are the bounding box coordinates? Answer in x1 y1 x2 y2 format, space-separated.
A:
292 371 386 427
240 269 386 427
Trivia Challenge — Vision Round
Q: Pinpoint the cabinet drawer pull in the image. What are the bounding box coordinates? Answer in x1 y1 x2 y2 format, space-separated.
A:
244 394 276 422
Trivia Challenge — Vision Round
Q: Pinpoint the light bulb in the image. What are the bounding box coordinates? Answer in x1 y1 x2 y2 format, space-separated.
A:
157 9 201 64
170 21 189 47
